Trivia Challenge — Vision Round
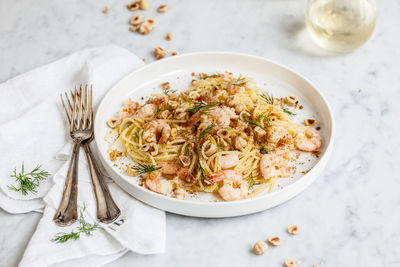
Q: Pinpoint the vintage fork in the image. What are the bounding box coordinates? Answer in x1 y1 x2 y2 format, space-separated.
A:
57 85 120 225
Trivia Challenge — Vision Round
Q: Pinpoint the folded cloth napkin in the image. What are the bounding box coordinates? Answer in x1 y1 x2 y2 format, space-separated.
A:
0 45 166 267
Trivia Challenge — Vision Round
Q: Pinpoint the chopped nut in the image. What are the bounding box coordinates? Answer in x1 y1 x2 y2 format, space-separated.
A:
154 46 168 60
102 6 110 14
158 4 168 13
145 18 156 27
179 155 191 167
253 240 268 255
171 51 178 56
142 58 147 62
142 143 158 156
127 1 139 11
171 127 178 136
239 111 251 121
288 225 299 235
254 126 266 137
268 236 282 246
295 261 301 265
129 25 140 32
234 136 247 150
191 72 195 76
204 142 218 157
161 82 170 90
139 23 153 35
165 32 173 40
107 118 121 128
109 150 123 161
217 129 229 138
175 188 188 200
139 0 149 10
285 95 298 106
285 260 297 267
161 110 170 119
130 14 143 25
175 112 186 120
155 54 165 60
126 164 138 176
304 119 316 126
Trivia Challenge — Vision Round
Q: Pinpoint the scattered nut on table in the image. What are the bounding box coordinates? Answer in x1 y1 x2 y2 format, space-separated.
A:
166 32 173 40
139 23 153 35
145 18 156 27
253 240 268 255
130 14 143 25
158 4 168 13
127 1 139 11
288 225 299 235
102 6 110 14
139 0 149 10
285 259 297 267
268 236 282 246
171 51 178 56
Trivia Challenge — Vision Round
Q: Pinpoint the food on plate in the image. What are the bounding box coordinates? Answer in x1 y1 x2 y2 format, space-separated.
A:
107 72 322 201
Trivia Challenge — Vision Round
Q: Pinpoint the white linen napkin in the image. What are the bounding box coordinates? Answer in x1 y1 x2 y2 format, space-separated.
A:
0 45 166 266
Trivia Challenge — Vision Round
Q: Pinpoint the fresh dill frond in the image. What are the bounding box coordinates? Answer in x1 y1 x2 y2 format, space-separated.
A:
258 141 268 154
244 116 263 129
8 163 49 195
258 113 272 126
247 172 255 189
198 162 212 183
185 102 217 114
201 74 220 80
283 108 296 116
134 132 140 140
233 76 246 86
260 91 274 105
217 143 224 151
163 88 177 95
154 108 161 117
133 163 162 174
51 203 98 243
200 124 215 138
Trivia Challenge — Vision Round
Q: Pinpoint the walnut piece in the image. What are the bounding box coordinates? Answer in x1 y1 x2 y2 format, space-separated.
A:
288 225 299 235
253 240 268 255
158 4 168 13
268 236 282 246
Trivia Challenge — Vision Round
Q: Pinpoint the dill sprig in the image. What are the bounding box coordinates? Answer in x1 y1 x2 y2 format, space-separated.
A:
217 143 224 151
185 102 217 114
260 91 274 105
201 74 220 80
200 124 215 138
52 203 98 243
154 108 161 117
8 163 49 195
133 163 161 174
247 172 255 189
244 116 263 129
134 132 140 140
258 141 268 154
233 76 246 86
283 108 296 116
163 88 177 95
258 113 272 126
198 162 212 183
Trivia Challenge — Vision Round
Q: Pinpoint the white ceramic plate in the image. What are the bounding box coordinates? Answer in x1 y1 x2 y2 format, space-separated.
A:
94 52 335 218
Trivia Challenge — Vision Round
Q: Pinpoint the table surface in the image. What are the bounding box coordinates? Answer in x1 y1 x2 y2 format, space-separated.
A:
1 0 400 266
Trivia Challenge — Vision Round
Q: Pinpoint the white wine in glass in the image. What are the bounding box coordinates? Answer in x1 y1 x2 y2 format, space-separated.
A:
306 0 376 52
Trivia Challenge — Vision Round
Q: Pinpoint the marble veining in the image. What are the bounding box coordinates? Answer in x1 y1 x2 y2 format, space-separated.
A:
1 0 400 266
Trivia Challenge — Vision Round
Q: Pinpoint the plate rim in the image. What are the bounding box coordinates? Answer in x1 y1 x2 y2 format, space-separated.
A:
94 51 335 212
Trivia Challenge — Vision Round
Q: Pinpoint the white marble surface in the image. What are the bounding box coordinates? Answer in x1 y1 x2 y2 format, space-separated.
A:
1 0 400 266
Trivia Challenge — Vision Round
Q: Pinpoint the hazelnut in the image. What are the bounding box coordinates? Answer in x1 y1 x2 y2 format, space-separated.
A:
145 18 156 27
171 51 178 56
142 58 147 62
217 129 229 138
142 143 158 156
171 127 178 137
165 32 173 40
254 126 266 137
304 119 316 126
253 240 268 255
130 14 143 25
129 25 140 32
158 4 168 13
285 260 297 267
127 1 139 11
268 236 282 246
107 118 121 128
288 225 299 235
102 6 110 14
234 136 247 150
285 95 298 106
239 111 250 121
179 155 191 167
161 81 170 90
161 110 170 119
126 164 138 176
204 142 218 157
139 23 153 35
139 0 149 10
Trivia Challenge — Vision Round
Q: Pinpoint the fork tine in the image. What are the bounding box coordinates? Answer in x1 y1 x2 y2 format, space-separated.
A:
60 94 71 130
78 85 83 129
89 84 93 129
65 92 73 115
82 85 88 129
72 87 77 130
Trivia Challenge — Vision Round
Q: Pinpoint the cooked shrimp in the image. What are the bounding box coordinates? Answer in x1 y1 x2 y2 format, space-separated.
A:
177 168 195 183
209 170 248 201
136 103 157 118
260 150 291 179
160 161 180 174
220 154 239 169
143 119 171 143
145 172 173 195
295 128 322 152
208 106 230 128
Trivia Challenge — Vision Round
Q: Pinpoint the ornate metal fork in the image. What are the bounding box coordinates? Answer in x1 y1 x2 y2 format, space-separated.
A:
55 85 120 226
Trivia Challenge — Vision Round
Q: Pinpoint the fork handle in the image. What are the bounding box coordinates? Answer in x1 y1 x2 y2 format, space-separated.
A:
83 143 121 223
53 142 80 226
